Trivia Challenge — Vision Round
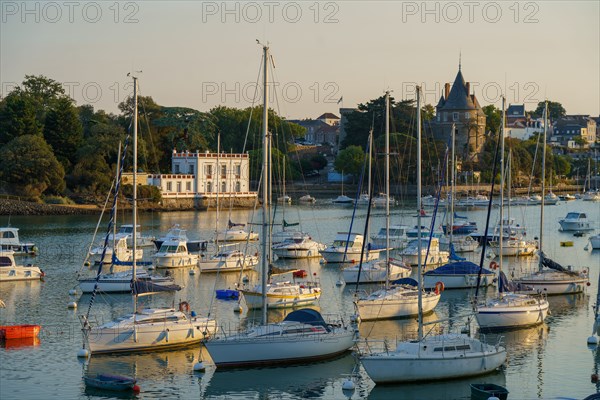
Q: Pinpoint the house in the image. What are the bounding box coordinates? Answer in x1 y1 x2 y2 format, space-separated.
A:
146 150 257 207
317 112 340 126
430 65 487 161
552 115 597 148
290 113 340 148
506 104 526 128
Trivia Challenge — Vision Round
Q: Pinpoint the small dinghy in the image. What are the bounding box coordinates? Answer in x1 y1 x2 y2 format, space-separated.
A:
215 289 239 300
470 383 509 400
83 374 138 392
0 324 40 340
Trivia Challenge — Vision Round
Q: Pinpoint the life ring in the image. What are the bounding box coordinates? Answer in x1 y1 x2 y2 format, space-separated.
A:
434 281 445 295
179 301 190 313
489 261 499 270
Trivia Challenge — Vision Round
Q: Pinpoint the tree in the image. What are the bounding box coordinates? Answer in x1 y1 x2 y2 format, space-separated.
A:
0 91 43 145
334 145 365 180
482 104 501 134
44 97 84 170
422 104 435 121
18 75 67 123
0 135 65 197
531 101 566 121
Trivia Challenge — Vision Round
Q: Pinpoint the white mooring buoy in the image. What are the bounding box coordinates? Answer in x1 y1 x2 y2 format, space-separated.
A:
342 378 355 391
77 348 89 358
67 301 77 309
68 289 77 296
588 335 599 345
193 361 206 372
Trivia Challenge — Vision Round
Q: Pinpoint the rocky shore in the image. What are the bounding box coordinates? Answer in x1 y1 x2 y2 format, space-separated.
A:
0 199 102 216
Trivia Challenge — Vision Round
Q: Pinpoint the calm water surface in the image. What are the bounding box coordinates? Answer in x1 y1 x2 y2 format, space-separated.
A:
0 199 599 399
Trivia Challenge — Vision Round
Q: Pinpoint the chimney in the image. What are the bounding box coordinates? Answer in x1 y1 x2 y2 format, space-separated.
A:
465 82 470 95
444 83 450 99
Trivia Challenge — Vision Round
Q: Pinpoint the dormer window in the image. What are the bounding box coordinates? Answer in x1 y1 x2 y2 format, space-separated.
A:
453 112 459 121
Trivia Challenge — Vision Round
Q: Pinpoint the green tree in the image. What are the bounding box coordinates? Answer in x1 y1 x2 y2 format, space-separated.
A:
0 91 43 144
67 154 112 197
422 104 435 121
530 101 566 121
482 104 501 134
0 135 65 197
334 145 365 180
44 97 84 170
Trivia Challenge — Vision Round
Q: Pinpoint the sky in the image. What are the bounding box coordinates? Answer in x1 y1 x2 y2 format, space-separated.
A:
1 1 599 119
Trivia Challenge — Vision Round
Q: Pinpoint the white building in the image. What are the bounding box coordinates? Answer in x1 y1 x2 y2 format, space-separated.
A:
147 150 256 203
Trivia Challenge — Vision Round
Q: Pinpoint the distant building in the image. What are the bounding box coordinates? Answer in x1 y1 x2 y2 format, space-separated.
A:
290 113 340 149
430 66 486 161
552 115 597 148
506 104 526 128
147 150 256 202
338 107 358 152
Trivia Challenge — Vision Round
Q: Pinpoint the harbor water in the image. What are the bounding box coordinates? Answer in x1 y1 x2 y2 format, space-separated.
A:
0 199 599 399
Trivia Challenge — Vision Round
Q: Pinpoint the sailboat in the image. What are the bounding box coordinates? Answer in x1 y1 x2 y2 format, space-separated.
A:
475 96 549 331
203 44 357 368
513 102 589 295
343 123 411 284
276 155 292 204
332 171 353 204
79 75 216 355
354 91 440 321
359 86 506 383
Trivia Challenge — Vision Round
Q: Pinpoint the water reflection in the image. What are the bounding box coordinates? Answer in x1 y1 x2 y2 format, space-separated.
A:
201 353 356 399
365 370 506 400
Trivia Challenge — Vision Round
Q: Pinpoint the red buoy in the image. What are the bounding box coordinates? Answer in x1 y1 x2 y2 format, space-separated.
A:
133 384 141 393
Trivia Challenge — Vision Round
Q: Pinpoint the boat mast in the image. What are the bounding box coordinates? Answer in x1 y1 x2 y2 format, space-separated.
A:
132 74 138 315
215 133 220 250
499 96 505 283
539 101 547 271
385 91 390 290
260 43 270 325
416 86 423 340
450 123 456 246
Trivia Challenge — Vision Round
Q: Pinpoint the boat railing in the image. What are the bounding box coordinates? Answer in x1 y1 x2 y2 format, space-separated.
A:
357 337 393 356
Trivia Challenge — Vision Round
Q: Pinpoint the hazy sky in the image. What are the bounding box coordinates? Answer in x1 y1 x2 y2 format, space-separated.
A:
2 1 598 119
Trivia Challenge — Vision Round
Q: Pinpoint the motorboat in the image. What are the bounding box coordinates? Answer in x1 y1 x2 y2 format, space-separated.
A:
370 225 409 250
488 237 537 257
277 195 292 204
590 233 600 249
342 259 411 284
558 212 594 231
298 194 316 204
583 189 600 201
153 237 199 268
399 238 449 266
110 224 155 248
89 236 143 264
272 233 326 259
153 225 207 253
372 193 395 207
198 249 258 272
0 227 37 255
216 228 259 242
319 232 382 264
442 220 478 235
0 252 44 282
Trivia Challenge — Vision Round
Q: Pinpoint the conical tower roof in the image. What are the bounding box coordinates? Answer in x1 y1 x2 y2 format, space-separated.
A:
440 70 476 111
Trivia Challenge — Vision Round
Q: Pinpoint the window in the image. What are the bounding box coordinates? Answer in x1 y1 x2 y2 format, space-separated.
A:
235 181 241 192
235 164 241 176
221 164 227 178
207 182 212 193
205 164 213 176
174 164 180 173
443 113 448 122
188 164 194 174
453 112 459 121
221 181 226 193
186 182 191 191
464 112 470 120
176 182 181 192
1 231 15 239
166 182 172 191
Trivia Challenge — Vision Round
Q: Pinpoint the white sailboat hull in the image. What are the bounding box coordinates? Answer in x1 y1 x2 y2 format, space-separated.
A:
154 254 199 268
205 328 356 368
198 255 258 272
272 242 325 259
0 265 43 282
319 249 381 264
476 295 549 330
514 271 588 295
400 251 449 266
356 289 440 321
423 273 495 289
242 289 321 309
85 311 216 354
360 336 506 383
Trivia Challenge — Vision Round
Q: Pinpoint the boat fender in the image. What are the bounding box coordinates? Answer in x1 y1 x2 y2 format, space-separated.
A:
40 269 45 277
435 281 445 295
489 261 499 270
165 328 169 342
179 301 190 313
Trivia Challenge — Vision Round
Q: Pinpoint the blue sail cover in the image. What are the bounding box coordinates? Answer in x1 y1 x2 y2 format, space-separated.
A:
540 251 580 276
391 277 419 287
424 261 493 276
498 271 518 293
283 308 329 330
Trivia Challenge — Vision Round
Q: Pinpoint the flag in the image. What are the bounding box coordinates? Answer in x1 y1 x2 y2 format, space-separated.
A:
337 96 343 104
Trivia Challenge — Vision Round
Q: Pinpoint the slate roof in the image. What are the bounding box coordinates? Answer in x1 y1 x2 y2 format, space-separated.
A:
439 70 477 111
317 112 340 120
